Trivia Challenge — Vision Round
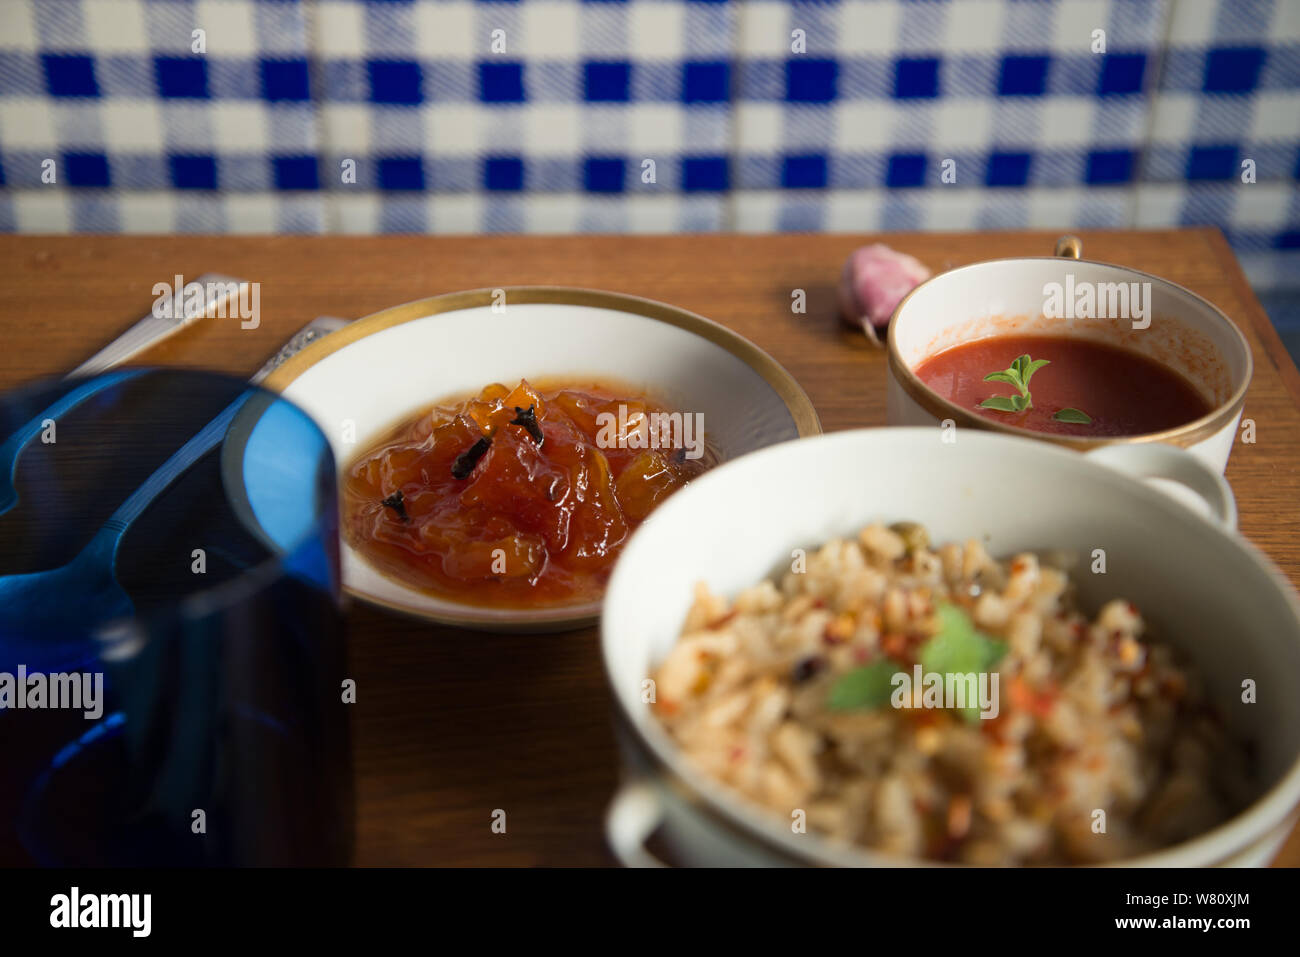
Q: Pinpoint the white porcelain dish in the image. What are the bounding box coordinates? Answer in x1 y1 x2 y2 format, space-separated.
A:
886 237 1253 474
602 428 1300 866
263 287 819 631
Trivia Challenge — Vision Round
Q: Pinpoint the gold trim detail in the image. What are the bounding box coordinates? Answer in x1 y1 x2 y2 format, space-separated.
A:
264 286 821 439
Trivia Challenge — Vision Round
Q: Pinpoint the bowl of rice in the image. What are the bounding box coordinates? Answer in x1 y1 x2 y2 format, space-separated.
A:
601 428 1300 866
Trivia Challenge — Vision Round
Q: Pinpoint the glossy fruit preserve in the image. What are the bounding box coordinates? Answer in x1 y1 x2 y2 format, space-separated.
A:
343 379 716 607
914 335 1213 436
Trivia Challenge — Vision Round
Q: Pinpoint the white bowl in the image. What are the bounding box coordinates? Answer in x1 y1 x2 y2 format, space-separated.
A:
602 428 1300 866
263 287 819 631
886 237 1253 474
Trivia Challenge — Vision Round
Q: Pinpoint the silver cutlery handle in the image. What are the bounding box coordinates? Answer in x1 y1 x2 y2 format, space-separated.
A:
70 274 251 378
251 316 349 385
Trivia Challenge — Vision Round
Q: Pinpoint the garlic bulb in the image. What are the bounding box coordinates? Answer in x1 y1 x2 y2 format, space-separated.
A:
837 243 932 346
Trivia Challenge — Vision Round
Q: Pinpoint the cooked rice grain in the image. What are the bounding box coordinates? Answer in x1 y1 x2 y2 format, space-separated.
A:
652 524 1252 865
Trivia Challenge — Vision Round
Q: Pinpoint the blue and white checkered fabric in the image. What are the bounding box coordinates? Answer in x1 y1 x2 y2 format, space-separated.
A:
311 0 738 231
0 0 1296 291
0 0 325 231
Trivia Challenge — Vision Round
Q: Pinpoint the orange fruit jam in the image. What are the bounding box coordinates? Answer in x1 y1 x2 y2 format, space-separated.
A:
343 379 716 608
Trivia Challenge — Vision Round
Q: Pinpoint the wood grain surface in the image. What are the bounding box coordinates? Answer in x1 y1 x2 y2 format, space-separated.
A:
2 228 1297 867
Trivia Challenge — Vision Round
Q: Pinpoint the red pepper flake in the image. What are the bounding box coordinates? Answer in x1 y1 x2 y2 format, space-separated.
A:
707 610 737 630
1008 676 1057 718
1161 673 1188 699
926 833 959 862
947 795 973 841
910 708 942 729
729 746 745 762
881 632 907 658
980 713 1007 740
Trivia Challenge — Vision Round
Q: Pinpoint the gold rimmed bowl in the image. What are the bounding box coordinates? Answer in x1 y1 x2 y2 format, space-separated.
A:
263 286 820 632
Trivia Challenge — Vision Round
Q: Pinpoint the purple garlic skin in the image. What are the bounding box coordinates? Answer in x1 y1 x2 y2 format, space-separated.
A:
838 243 932 346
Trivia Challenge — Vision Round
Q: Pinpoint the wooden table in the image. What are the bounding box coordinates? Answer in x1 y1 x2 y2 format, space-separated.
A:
3 229 1298 867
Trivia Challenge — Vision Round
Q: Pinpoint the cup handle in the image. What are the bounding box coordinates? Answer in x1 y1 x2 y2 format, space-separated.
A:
1084 444 1238 530
1054 235 1083 259
605 780 669 868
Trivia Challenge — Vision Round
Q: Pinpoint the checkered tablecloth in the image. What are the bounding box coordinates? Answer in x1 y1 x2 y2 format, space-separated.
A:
0 0 1296 293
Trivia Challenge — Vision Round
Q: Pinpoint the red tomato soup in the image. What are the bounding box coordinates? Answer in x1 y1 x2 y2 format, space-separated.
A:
914 335 1213 437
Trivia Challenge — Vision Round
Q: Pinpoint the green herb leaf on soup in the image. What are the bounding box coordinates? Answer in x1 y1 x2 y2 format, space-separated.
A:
981 371 1022 389
980 354 1048 413
979 395 1022 412
978 353 1092 426
1020 357 1050 384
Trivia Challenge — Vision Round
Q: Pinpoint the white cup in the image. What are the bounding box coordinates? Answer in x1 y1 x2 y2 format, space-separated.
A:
886 236 1253 474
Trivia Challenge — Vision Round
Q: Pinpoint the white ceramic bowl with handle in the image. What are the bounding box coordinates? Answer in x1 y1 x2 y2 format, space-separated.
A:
601 428 1300 867
886 237 1253 474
